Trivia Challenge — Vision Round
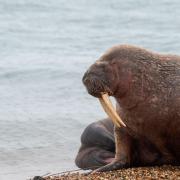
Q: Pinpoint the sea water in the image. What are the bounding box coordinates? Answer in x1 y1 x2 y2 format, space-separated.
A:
0 0 180 179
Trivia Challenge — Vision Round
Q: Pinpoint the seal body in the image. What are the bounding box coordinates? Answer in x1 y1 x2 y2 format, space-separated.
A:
78 45 180 172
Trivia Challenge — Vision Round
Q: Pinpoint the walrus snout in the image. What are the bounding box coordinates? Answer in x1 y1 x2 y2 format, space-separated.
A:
83 73 109 98
82 64 112 98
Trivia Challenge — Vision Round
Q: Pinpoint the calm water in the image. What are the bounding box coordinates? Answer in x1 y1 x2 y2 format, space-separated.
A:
0 0 180 179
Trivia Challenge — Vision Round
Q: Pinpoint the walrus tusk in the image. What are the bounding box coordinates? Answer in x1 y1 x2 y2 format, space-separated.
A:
99 93 126 127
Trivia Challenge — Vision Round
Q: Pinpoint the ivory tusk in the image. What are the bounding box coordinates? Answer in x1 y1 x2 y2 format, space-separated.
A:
99 93 126 127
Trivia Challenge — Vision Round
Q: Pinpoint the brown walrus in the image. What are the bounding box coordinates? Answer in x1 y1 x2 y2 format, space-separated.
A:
76 44 180 172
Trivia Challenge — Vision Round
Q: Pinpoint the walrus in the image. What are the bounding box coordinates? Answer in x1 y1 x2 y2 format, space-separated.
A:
76 44 180 172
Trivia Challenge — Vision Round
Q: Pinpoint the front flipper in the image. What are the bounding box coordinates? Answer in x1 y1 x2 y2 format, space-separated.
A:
93 126 132 172
93 159 128 172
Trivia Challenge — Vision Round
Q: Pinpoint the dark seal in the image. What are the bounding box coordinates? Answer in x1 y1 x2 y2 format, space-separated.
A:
76 45 180 172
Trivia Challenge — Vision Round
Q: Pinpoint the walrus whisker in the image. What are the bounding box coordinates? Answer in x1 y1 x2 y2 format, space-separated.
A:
89 78 113 96
99 93 126 127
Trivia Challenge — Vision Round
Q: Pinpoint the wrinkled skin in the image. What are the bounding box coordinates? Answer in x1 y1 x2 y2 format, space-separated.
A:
76 45 180 172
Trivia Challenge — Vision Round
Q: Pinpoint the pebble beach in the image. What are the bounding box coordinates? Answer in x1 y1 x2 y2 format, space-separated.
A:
37 166 180 180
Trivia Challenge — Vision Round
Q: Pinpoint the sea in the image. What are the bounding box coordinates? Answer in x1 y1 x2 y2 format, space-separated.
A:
0 0 180 179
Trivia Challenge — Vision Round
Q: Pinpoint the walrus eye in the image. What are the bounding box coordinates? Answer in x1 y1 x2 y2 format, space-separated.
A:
99 93 126 127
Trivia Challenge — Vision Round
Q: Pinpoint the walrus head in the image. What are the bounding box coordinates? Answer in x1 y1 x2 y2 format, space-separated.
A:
82 45 135 127
82 60 116 98
83 45 135 98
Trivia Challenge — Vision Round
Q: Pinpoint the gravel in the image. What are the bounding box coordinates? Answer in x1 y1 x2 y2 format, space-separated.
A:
41 165 180 180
